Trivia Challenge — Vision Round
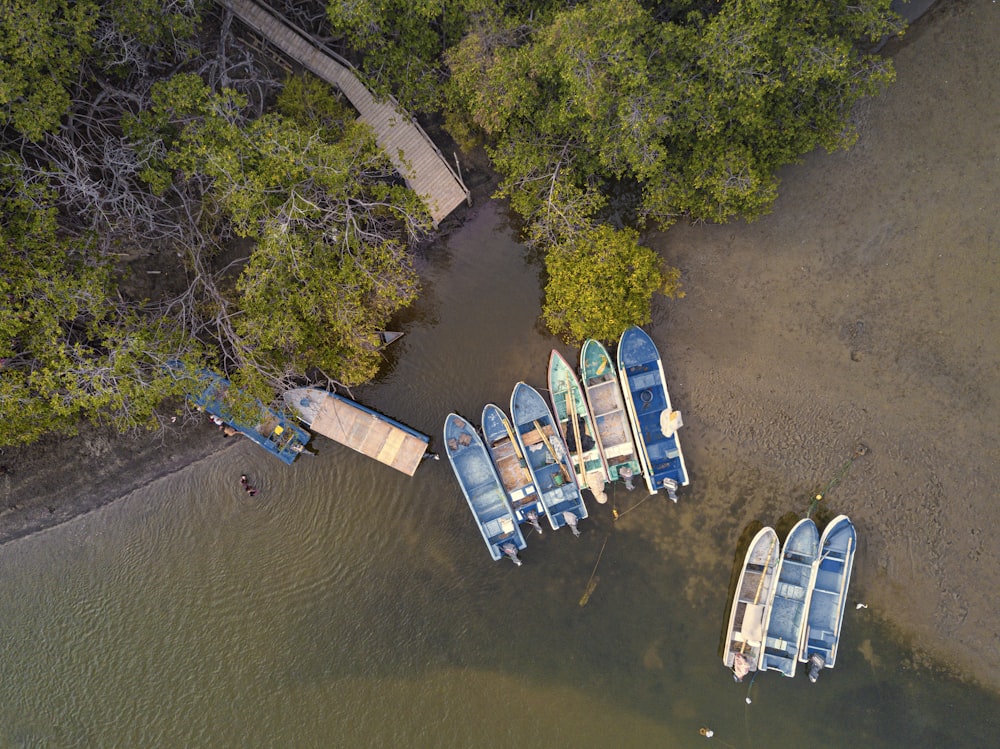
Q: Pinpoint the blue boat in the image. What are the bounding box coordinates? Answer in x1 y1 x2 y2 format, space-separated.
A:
800 515 857 681
444 413 526 565
481 404 546 536
185 369 310 465
617 326 689 498
760 518 821 677
509 382 588 535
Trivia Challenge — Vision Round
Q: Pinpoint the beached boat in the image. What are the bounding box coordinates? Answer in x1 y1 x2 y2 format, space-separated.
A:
800 515 857 682
444 413 526 565
509 382 588 535
283 387 429 476
184 369 310 465
547 349 610 503
760 518 821 677
481 404 546 536
617 326 689 498
579 339 643 489
723 526 780 681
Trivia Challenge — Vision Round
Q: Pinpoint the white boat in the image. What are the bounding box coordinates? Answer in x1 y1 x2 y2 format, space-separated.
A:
723 526 780 681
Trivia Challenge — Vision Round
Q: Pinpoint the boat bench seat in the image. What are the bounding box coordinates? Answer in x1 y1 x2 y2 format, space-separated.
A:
776 582 805 599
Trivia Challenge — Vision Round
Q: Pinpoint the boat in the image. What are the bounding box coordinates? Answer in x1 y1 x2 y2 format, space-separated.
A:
481 404 546 536
547 349 610 503
509 382 588 535
444 413 526 565
759 518 821 677
183 369 311 465
579 339 644 489
800 515 857 681
283 387 429 476
617 326 689 498
723 526 780 681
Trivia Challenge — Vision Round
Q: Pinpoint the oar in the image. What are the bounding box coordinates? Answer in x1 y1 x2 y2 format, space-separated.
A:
619 366 655 493
740 536 777 655
565 374 585 482
532 419 572 484
500 412 525 464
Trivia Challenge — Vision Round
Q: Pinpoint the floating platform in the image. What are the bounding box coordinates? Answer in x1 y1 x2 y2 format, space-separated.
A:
284 387 429 476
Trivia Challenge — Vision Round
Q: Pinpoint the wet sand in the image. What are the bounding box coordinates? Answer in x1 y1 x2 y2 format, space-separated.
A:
1 0 997 692
646 0 999 689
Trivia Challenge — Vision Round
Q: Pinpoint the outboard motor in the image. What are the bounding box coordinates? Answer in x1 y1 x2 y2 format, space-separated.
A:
807 653 826 683
501 543 523 567
562 511 581 537
662 477 679 502
619 466 635 491
526 509 544 535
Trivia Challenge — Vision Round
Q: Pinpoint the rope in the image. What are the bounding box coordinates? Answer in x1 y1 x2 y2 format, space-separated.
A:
808 443 868 518
578 533 611 607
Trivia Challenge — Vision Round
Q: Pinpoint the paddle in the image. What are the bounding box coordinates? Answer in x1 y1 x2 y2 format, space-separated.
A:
565 373 585 483
532 419 572 484
740 536 777 655
500 412 525 465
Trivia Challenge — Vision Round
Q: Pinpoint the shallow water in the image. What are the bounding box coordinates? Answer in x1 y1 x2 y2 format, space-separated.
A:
0 203 997 748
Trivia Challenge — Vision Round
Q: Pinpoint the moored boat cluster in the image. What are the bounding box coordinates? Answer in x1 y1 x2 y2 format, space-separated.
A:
724 515 857 684
444 326 689 566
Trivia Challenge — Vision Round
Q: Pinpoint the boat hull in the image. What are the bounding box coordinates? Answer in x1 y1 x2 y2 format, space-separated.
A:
579 339 643 485
800 515 857 670
481 404 545 528
444 413 526 562
284 387 428 476
760 519 821 677
617 327 689 495
510 382 588 532
548 349 609 502
184 368 310 465
723 526 780 678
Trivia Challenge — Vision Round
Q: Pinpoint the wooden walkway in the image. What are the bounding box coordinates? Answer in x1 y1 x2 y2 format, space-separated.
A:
221 0 470 226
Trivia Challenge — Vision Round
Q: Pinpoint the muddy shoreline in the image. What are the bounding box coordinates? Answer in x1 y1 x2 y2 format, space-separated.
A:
3 0 997 694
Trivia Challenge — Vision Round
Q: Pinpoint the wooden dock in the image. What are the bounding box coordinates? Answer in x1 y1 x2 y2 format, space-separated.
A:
284 387 429 476
220 0 470 225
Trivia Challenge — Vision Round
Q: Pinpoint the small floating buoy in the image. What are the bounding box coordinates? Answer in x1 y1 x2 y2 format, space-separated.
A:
699 727 714 738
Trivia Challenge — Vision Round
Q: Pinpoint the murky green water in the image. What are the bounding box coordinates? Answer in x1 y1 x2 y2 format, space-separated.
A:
0 204 996 748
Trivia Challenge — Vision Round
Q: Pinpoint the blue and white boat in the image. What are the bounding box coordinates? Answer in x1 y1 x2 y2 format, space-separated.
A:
800 515 857 681
723 526 780 681
617 326 689 498
760 518 821 677
184 368 310 465
444 413 526 565
481 404 546 536
509 382 588 535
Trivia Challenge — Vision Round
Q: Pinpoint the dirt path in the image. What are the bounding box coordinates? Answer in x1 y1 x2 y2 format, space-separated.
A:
645 0 999 689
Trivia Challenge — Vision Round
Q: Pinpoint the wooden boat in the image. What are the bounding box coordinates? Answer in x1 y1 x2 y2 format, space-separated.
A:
547 349 610 503
444 413 526 565
617 326 689 497
800 515 857 681
723 526 780 681
509 382 588 535
579 339 643 488
184 369 310 465
283 387 429 476
481 403 546 536
760 518 820 677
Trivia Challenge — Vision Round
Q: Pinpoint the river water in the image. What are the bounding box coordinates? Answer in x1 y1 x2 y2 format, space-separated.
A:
0 202 997 748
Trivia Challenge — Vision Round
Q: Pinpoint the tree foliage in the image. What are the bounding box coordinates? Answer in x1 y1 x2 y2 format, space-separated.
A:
129 72 430 388
0 161 195 443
